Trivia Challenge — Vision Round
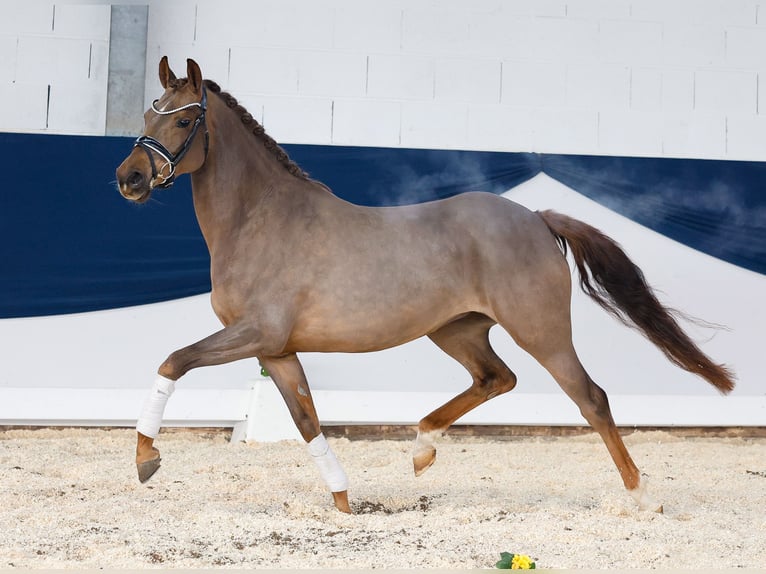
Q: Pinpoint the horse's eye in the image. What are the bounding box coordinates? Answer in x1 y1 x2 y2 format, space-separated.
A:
176 118 191 128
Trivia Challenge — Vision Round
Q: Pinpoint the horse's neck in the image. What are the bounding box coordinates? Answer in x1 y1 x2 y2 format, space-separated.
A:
189 121 316 255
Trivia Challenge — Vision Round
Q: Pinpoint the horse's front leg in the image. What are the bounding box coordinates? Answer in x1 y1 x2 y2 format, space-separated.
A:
135 323 264 483
260 353 351 513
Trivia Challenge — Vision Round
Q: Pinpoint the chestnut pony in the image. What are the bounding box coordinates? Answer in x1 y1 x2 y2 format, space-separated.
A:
116 58 734 514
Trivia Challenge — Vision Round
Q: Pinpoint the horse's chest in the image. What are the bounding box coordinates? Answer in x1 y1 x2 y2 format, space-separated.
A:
208 267 256 325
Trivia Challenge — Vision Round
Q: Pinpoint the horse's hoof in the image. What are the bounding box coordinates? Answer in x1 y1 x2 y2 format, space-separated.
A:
413 446 436 477
137 457 162 483
332 490 352 514
629 476 663 513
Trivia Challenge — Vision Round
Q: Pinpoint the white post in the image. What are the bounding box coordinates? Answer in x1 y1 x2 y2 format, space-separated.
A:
230 378 302 443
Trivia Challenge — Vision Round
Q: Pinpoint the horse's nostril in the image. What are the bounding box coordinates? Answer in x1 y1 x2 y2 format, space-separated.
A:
127 171 145 189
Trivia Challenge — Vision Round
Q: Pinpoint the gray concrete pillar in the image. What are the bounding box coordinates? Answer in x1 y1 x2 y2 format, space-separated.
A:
106 5 149 136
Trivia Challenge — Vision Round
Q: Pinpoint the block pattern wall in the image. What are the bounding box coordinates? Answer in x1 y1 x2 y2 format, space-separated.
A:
2 1 766 159
143 0 766 160
0 3 110 135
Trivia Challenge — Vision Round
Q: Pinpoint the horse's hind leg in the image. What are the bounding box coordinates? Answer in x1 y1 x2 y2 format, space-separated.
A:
415 313 517 475
489 238 661 511
519 340 662 512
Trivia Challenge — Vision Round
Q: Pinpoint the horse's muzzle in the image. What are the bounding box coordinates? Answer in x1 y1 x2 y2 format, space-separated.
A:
116 162 152 203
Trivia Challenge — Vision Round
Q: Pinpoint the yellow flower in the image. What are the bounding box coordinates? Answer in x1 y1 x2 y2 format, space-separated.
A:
511 554 533 569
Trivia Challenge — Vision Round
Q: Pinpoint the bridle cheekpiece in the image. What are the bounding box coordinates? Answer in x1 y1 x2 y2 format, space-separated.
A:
133 86 209 189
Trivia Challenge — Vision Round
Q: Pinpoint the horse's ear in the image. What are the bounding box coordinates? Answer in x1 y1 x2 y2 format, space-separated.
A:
158 56 176 89
187 58 203 94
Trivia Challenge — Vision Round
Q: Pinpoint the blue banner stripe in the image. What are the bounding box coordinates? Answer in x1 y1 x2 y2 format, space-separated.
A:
1 133 763 318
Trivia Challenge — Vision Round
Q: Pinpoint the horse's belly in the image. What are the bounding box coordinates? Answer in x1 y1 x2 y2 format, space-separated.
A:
285 300 472 354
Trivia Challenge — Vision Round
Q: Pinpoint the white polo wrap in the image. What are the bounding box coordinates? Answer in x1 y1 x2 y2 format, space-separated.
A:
136 375 176 439
307 433 348 493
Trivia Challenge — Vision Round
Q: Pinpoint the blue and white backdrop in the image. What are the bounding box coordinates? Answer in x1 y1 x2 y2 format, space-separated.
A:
1 1 763 436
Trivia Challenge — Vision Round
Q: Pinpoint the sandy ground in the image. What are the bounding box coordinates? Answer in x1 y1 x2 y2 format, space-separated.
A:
0 428 764 570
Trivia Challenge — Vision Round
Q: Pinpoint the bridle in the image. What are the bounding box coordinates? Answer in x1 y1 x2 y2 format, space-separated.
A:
133 86 209 189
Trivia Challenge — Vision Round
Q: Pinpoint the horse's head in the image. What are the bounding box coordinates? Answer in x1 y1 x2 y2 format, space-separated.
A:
116 57 209 203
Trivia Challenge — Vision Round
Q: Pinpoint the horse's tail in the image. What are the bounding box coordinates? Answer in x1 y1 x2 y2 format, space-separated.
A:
537 209 735 394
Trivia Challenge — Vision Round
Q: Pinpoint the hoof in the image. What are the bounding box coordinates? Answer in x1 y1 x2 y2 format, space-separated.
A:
137 457 161 483
413 446 436 477
332 490 352 514
629 476 663 513
136 432 161 483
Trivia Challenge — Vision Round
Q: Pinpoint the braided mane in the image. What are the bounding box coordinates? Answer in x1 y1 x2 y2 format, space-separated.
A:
169 77 310 180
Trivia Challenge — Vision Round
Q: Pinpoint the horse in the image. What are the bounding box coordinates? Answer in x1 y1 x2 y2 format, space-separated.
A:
116 57 735 514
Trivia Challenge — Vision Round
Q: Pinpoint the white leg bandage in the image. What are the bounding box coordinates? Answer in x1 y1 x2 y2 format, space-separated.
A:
307 433 348 493
136 375 176 439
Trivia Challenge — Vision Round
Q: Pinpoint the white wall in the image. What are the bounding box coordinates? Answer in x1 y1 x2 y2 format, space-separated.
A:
2 1 765 157
0 3 110 135
146 0 766 160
